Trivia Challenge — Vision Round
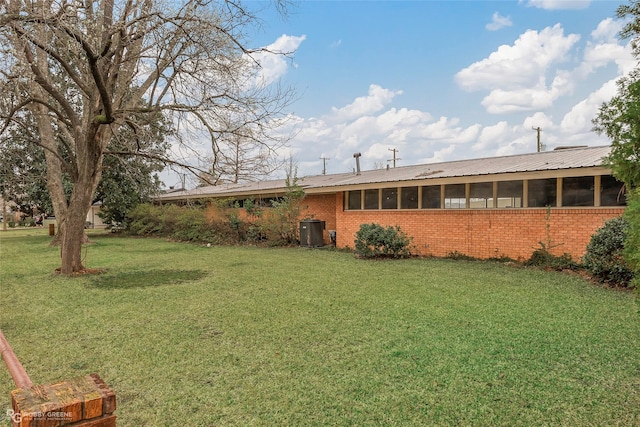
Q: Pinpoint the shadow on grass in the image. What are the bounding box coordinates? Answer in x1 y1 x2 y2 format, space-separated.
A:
86 269 209 290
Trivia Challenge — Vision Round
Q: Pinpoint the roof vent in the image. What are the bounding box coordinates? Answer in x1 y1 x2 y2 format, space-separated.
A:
353 152 362 175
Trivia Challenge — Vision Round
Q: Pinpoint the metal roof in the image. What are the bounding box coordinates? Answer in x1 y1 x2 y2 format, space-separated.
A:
155 145 612 201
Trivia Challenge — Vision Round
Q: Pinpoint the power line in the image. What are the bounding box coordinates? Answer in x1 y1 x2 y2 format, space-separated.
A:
320 157 330 175
387 148 401 168
532 126 545 152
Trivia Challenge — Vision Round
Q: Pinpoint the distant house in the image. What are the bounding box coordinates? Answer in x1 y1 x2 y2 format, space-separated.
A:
154 146 626 261
86 202 106 228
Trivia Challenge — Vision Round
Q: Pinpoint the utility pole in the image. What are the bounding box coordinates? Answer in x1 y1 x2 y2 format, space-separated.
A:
387 148 401 168
532 126 542 152
320 157 330 175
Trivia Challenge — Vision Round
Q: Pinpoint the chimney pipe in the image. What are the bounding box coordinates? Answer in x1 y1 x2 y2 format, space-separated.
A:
353 152 362 175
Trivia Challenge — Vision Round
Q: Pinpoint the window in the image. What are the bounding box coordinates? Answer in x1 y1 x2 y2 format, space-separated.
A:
422 185 441 209
497 181 523 208
381 188 398 209
364 189 379 210
400 187 418 209
528 178 556 207
562 176 594 206
445 184 466 209
469 182 493 208
347 191 361 210
601 175 626 206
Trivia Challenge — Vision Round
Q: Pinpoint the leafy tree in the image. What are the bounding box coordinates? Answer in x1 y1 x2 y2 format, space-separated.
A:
624 190 640 290
0 114 58 217
0 0 294 273
592 68 640 189
0 112 168 228
93 113 171 227
592 1 640 190
592 0 640 292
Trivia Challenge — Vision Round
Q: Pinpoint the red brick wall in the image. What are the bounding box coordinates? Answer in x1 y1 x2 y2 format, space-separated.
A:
301 194 338 243
325 192 624 261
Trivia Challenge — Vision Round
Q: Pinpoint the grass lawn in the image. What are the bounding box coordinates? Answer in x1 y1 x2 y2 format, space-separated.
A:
0 229 639 426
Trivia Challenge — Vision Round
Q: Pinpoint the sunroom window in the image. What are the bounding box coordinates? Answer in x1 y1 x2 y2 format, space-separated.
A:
444 184 466 209
562 176 594 207
364 189 379 210
347 190 361 210
528 178 556 207
497 181 523 208
601 175 626 206
401 187 419 209
469 182 493 208
422 185 441 209
381 188 398 209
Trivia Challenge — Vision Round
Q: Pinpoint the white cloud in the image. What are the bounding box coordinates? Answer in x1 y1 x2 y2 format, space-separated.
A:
270 21 632 176
560 78 618 134
524 112 554 131
455 24 580 93
486 12 513 31
521 0 590 10
251 34 307 87
591 17 624 43
473 121 511 152
330 84 402 121
455 20 635 115
481 83 557 114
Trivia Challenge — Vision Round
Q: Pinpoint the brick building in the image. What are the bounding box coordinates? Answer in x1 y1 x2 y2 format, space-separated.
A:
155 146 626 261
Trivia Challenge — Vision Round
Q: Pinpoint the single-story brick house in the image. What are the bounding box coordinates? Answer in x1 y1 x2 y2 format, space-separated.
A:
155 145 626 261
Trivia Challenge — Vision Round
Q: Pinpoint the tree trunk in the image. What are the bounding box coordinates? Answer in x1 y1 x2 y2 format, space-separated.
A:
59 189 93 273
55 125 107 274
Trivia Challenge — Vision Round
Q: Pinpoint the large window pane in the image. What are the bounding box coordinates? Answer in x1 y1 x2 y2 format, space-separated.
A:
381 188 398 209
445 184 466 209
601 175 627 206
400 187 418 209
528 178 556 207
347 191 361 210
422 185 441 209
562 176 594 206
469 182 493 208
497 181 523 208
364 189 379 209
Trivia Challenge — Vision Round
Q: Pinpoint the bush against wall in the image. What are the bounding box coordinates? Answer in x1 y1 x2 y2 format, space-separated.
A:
582 216 634 288
267 175 306 245
354 223 412 259
126 198 309 247
127 203 236 245
623 190 640 289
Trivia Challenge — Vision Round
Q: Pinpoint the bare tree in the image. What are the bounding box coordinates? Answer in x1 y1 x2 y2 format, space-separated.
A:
0 0 295 274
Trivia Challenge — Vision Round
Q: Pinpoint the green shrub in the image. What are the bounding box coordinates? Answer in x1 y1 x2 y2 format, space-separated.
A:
268 175 306 245
354 223 412 259
446 251 476 261
173 208 211 242
127 204 164 235
526 244 577 271
582 216 634 287
623 190 640 289
127 203 239 245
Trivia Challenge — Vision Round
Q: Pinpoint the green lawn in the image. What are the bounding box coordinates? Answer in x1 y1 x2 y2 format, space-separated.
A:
0 230 638 426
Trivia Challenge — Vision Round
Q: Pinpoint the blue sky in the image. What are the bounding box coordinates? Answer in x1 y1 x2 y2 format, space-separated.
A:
167 0 635 186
